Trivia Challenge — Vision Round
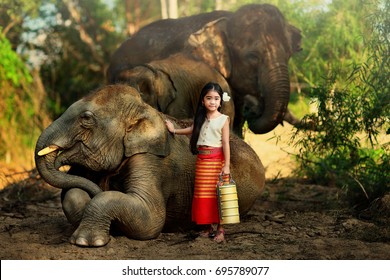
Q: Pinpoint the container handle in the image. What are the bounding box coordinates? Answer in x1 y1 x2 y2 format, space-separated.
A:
218 173 235 186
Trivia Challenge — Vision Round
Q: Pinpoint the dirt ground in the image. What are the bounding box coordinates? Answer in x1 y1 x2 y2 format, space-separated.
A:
1 125 389 260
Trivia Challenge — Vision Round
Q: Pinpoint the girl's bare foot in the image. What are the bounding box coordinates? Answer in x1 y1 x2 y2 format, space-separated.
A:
214 229 225 243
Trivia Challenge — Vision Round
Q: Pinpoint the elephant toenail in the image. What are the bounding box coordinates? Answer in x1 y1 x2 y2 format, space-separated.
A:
93 238 108 247
75 237 89 247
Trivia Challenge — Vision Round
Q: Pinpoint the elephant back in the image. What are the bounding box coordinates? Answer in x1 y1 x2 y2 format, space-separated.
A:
107 10 232 83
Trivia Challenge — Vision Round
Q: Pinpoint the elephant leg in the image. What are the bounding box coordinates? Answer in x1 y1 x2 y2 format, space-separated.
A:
69 191 166 247
61 188 91 226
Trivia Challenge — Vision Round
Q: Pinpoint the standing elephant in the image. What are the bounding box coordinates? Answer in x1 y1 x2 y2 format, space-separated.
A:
107 4 302 136
113 53 235 124
35 84 265 247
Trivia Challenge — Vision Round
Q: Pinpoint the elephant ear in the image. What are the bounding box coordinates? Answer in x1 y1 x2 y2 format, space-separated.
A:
117 65 176 113
186 18 232 78
146 65 177 112
124 104 171 158
287 24 302 55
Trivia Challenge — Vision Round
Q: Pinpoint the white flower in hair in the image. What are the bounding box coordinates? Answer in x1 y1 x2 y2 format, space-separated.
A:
222 92 231 102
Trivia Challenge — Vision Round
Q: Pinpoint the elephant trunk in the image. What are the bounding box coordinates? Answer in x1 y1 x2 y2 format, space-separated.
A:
35 122 102 197
248 64 290 134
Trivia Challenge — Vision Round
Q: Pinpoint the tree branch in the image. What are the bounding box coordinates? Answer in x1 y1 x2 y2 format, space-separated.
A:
2 17 21 36
62 0 104 69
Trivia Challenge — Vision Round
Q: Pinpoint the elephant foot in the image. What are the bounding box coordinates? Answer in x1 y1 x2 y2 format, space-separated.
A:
69 227 110 247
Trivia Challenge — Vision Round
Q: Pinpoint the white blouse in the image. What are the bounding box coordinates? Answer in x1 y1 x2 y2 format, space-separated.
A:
197 114 229 147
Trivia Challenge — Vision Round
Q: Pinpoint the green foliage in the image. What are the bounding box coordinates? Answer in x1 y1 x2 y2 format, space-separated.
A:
293 76 389 208
0 32 45 165
293 0 390 209
0 33 32 86
288 92 311 119
293 0 370 87
0 31 33 125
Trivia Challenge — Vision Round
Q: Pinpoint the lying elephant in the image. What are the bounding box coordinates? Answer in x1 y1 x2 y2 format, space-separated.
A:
35 84 265 247
114 53 235 125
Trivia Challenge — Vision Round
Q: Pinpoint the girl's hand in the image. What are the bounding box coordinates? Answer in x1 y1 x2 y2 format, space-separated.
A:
221 166 230 176
165 120 174 133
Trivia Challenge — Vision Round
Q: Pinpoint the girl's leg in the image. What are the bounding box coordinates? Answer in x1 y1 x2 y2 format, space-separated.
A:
199 224 214 237
214 224 225 243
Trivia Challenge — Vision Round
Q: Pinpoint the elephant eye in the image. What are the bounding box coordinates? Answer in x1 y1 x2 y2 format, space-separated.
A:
79 111 96 128
245 51 260 64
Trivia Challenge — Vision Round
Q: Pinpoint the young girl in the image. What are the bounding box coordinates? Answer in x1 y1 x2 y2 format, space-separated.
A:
165 82 230 243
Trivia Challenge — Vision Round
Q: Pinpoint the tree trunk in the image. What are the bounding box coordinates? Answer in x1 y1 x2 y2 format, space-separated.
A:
161 0 177 19
168 0 178 18
160 0 168 19
32 68 51 128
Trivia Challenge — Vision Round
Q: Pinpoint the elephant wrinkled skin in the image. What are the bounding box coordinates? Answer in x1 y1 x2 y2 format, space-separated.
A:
108 4 302 136
35 85 265 247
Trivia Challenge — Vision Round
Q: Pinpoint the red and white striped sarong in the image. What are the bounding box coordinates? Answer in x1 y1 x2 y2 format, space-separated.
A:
192 146 224 224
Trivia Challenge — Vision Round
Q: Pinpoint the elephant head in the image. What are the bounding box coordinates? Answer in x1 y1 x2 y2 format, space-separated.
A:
35 84 171 197
187 4 302 134
113 54 235 123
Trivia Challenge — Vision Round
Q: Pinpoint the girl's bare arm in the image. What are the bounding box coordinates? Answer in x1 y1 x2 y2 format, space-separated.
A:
221 118 230 175
165 120 193 135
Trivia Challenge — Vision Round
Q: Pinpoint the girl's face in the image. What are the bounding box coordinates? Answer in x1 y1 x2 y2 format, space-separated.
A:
202 90 221 112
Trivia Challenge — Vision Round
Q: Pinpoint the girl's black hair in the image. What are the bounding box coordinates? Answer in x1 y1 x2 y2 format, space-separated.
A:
189 82 224 155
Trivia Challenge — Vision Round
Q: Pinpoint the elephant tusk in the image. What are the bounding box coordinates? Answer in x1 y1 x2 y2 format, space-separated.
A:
37 145 59 156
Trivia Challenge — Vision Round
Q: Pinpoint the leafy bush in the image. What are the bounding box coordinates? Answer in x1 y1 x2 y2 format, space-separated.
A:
292 1 389 209
0 31 47 166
